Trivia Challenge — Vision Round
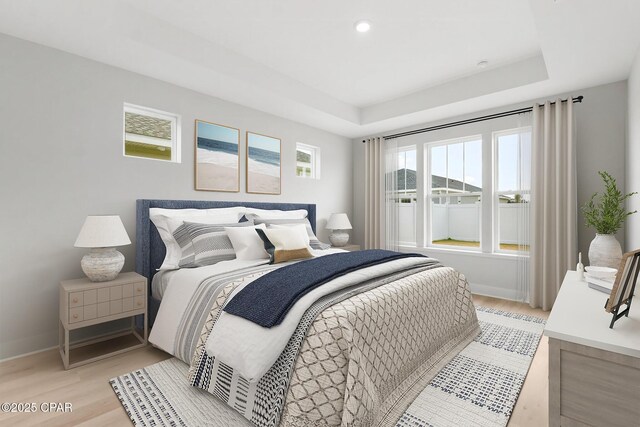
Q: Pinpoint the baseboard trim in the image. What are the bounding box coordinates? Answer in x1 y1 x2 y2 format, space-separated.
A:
0 345 57 363
469 282 525 302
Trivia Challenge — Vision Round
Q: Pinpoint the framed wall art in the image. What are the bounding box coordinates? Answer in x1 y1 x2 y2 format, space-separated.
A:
195 120 240 192
246 131 281 195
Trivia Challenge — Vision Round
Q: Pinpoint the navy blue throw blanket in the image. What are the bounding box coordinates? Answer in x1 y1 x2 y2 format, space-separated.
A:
223 249 425 328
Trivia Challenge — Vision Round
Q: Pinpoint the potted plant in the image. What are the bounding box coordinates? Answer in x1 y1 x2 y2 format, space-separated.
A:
582 171 637 268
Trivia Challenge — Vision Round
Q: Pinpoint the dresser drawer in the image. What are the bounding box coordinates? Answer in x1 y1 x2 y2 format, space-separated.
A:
134 295 145 310
69 292 83 308
110 285 122 301
110 299 123 315
122 283 133 299
97 288 110 303
69 307 83 323
122 297 134 312
83 289 97 305
97 301 110 318
134 282 145 296
83 304 97 321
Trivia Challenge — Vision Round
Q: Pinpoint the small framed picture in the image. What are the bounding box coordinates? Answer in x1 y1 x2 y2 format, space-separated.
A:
195 120 240 192
605 249 640 328
246 131 281 195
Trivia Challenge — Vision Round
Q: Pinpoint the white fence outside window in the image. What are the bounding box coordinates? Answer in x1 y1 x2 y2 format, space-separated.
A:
396 202 530 246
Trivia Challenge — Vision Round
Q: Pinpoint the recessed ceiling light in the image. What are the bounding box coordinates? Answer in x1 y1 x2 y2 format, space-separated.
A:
354 20 371 33
477 60 489 69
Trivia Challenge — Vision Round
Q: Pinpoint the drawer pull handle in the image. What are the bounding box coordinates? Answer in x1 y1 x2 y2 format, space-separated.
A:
72 314 78 319
72 298 78 303
137 301 142 307
136 288 142 293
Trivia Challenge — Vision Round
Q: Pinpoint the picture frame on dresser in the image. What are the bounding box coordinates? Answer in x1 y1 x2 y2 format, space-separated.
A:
605 249 640 328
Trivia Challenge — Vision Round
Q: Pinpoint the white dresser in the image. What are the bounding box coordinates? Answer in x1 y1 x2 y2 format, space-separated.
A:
544 271 640 426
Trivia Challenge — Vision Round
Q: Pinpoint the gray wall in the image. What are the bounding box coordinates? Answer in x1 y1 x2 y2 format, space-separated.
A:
0 34 353 359
627 48 640 251
353 81 628 297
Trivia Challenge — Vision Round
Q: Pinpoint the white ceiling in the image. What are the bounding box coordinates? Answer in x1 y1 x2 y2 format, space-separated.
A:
1 0 639 138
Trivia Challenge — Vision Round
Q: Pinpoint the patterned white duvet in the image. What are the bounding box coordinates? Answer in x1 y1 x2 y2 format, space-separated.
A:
149 252 479 426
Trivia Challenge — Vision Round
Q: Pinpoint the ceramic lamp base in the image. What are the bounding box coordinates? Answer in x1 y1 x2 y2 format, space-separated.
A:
81 248 125 282
329 230 350 247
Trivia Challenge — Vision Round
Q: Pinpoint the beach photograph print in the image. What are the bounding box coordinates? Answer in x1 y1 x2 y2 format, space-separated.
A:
195 120 240 192
246 132 281 194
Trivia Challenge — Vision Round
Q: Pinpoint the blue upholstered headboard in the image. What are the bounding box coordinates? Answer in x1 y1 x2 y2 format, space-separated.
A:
135 199 317 283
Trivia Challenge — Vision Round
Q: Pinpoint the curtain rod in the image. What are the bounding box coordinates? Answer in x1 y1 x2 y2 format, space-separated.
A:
362 95 583 142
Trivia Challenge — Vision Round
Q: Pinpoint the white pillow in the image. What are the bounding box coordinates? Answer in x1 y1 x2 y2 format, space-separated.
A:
264 226 310 249
226 224 270 260
268 224 310 246
150 207 244 269
243 208 308 219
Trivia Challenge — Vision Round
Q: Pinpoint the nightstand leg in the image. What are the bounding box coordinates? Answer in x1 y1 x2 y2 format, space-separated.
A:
60 323 70 370
143 312 148 343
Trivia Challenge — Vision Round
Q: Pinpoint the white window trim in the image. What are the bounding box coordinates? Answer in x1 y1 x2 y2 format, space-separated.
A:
424 135 483 252
296 142 320 179
123 103 182 163
492 126 532 255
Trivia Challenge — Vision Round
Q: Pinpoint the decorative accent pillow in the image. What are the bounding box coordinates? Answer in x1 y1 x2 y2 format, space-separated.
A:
243 208 308 219
173 221 253 268
225 224 270 260
150 207 245 270
245 215 330 250
255 227 313 264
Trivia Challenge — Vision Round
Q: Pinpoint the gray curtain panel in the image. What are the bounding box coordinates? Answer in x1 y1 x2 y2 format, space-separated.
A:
530 99 578 310
364 137 384 249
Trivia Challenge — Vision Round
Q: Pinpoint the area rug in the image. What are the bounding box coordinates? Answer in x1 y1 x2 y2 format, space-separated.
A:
396 307 546 427
110 307 545 427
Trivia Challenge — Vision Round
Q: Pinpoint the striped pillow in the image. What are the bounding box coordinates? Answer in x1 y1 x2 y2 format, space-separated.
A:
173 221 253 268
245 215 330 250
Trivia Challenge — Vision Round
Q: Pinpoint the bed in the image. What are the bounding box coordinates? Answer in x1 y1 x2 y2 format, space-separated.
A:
136 199 479 426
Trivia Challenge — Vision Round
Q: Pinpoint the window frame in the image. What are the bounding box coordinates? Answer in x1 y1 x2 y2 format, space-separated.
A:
424 135 483 251
492 126 532 255
295 142 321 179
123 103 181 163
395 145 418 203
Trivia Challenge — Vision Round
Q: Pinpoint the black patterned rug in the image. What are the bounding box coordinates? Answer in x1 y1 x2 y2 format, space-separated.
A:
111 307 545 426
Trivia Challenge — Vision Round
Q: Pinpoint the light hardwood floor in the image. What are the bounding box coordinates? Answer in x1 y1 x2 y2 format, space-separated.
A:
0 295 549 427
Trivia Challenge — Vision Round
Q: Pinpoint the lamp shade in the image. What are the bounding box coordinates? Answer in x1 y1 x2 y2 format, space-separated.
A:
326 213 352 230
74 215 131 248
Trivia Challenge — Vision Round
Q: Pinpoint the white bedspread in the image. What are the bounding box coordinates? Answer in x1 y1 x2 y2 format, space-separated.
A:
149 259 269 355
205 256 431 381
149 249 345 358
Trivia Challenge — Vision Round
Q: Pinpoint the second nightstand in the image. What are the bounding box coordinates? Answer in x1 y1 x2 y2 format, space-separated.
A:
59 272 147 369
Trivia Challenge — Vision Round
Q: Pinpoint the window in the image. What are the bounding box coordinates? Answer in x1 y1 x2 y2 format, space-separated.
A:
296 143 320 179
396 148 417 203
494 128 531 252
123 103 181 162
426 136 482 249
391 147 417 245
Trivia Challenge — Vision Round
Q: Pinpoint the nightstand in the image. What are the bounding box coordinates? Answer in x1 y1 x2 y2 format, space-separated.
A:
334 244 361 251
59 272 147 369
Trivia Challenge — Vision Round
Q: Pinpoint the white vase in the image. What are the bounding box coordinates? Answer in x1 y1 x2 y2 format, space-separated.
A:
329 230 350 247
588 234 622 268
81 247 125 282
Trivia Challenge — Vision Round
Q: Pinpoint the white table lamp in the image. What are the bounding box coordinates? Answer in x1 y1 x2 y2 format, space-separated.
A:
74 215 131 282
326 213 352 247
